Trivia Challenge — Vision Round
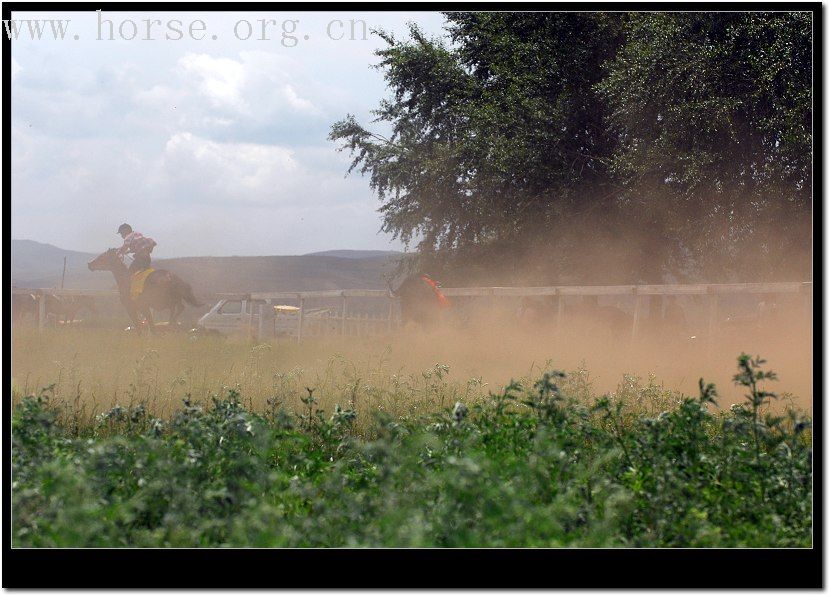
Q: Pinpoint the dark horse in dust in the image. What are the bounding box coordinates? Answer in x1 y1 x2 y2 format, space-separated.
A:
389 273 452 330
88 248 202 331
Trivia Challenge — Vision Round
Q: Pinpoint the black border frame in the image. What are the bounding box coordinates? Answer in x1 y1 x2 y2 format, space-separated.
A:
2 2 823 589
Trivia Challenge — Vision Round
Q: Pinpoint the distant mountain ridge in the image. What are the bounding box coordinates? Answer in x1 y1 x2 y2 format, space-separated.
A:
304 250 403 259
11 239 403 295
11 239 100 289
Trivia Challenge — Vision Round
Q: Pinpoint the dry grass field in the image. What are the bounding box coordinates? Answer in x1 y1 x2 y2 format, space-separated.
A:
11 309 812 427
11 320 813 548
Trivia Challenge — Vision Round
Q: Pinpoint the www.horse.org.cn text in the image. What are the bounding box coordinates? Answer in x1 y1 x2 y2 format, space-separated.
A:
3 13 370 45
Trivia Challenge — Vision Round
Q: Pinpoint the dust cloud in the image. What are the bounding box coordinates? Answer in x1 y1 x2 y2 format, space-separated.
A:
324 300 813 410
12 215 813 416
266 298 813 412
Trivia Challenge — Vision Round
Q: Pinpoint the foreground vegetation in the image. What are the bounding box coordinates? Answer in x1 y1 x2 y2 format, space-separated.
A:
13 354 811 547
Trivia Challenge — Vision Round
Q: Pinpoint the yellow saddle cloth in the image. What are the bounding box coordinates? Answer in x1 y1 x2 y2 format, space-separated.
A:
130 268 155 299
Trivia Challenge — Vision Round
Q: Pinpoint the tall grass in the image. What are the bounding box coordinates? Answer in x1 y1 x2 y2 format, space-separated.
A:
11 324 811 430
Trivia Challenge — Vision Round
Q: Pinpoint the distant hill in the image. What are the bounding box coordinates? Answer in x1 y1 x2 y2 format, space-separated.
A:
11 240 403 296
157 254 399 297
305 250 403 259
11 239 103 289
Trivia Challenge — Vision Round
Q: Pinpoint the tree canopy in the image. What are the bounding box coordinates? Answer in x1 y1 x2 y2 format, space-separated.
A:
330 12 812 284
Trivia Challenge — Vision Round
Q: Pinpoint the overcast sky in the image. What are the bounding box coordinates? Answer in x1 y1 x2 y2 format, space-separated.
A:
11 10 448 257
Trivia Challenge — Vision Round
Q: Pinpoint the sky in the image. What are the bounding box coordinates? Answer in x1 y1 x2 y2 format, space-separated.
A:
10 10 449 257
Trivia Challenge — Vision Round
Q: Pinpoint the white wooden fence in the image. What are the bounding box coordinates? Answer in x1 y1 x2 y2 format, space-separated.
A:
248 281 812 342
12 288 119 330
13 282 812 341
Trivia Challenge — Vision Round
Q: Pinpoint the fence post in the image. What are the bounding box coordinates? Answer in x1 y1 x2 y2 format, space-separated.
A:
257 304 265 341
341 294 347 336
631 286 641 343
387 297 394 332
36 292 47 332
248 301 256 341
556 289 565 333
801 282 812 328
297 295 305 343
272 308 278 342
706 286 718 355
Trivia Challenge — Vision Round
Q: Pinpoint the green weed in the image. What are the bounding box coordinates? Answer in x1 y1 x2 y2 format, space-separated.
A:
11 354 811 547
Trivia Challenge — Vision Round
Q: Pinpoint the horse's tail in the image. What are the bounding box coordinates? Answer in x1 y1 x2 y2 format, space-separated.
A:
178 278 204 307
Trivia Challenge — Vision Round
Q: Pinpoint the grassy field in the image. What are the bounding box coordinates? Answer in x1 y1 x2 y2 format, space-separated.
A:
12 326 497 430
11 324 813 547
11 317 812 421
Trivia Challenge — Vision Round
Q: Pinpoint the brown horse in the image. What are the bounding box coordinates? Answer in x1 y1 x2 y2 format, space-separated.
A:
88 248 203 331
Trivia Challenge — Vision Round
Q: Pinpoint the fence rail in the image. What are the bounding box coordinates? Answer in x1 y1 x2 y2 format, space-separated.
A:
240 281 812 342
12 288 120 331
247 289 390 300
14 282 812 338
12 288 120 297
243 281 811 301
447 281 813 297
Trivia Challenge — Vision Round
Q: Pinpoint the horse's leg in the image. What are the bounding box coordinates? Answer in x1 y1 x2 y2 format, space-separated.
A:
169 301 184 325
127 304 140 326
144 307 158 335
122 298 143 330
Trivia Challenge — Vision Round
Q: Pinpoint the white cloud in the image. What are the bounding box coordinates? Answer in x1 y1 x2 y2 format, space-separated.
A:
134 83 181 107
281 83 315 113
9 11 450 255
177 51 321 119
178 53 247 111
163 132 299 203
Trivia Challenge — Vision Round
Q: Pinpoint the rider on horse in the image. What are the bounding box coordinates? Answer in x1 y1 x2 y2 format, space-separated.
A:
117 223 157 274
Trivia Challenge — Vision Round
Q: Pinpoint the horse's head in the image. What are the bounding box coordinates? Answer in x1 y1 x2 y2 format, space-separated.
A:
88 248 120 272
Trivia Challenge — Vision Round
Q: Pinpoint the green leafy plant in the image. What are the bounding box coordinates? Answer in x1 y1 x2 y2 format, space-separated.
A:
12 354 811 548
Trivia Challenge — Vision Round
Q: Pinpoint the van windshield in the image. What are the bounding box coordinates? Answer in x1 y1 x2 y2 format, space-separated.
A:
219 300 243 314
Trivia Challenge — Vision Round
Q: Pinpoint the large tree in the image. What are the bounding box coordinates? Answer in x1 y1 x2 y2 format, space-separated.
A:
599 12 813 282
330 11 812 284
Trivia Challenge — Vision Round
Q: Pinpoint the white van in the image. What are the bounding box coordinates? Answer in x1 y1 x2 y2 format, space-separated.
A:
196 296 333 338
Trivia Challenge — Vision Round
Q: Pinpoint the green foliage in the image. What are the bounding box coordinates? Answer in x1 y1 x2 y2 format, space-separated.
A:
330 12 811 283
12 355 811 547
599 12 812 281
